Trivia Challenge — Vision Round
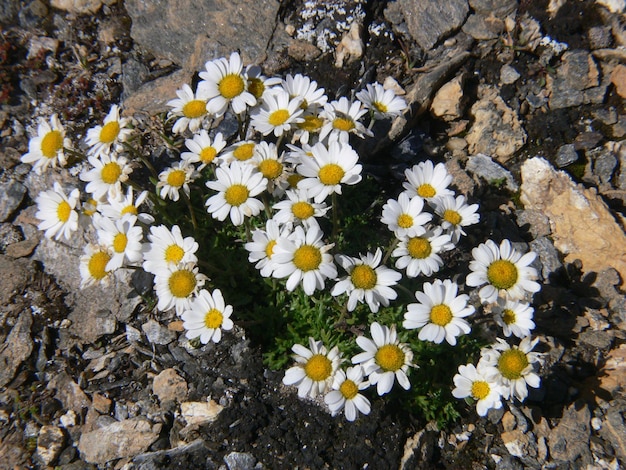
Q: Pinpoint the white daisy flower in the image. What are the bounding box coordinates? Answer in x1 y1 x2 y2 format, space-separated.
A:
205 161 267 226
142 224 199 275
318 97 372 143
331 248 402 313
381 192 432 239
271 225 337 295
199 51 256 116
153 262 208 315
98 186 154 224
282 337 342 399
181 130 227 169
432 194 480 244
93 213 144 271
181 288 234 344
281 73 328 112
272 188 329 229
402 160 454 201
392 225 454 278
355 82 407 120
156 161 196 202
352 322 414 396
244 219 291 277
452 364 504 417
251 141 290 196
79 243 113 289
466 239 541 303
245 64 282 103
478 336 542 402
403 279 474 346
292 111 326 145
35 182 80 241
324 366 371 421
493 298 536 339
166 83 211 134
85 104 132 157
220 140 257 163
21 114 71 174
296 140 362 203
80 153 133 200
250 88 304 137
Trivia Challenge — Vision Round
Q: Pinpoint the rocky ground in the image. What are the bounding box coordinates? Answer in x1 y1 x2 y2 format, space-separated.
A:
1 0 626 468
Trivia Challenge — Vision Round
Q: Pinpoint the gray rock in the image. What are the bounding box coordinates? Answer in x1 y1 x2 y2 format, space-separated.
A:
549 50 605 109
386 0 469 51
224 451 257 470
590 147 618 184
142 319 177 345
121 57 151 98
466 153 519 191
599 401 626 462
469 0 518 16
125 0 280 72
529 237 562 281
555 143 579 167
0 255 33 305
36 425 65 466
0 0 20 25
500 64 520 85
132 439 213 470
548 401 591 462
0 180 26 223
0 223 24 251
515 210 551 238
462 14 501 40
0 310 33 387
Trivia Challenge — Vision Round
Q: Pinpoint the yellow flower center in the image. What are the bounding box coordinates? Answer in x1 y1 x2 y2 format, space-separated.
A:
498 349 529 380
268 109 290 127
333 116 355 132
99 121 120 144
298 115 323 132
373 101 388 114
318 163 345 186
113 232 128 253
350 264 377 290
57 201 71 222
168 269 197 298
167 169 187 188
287 174 304 188
247 77 264 99
397 213 413 229
204 308 223 329
502 308 516 325
430 304 452 326
417 183 436 198
121 205 138 216
224 184 249 207
471 381 491 400
487 260 518 290
219 74 245 99
375 344 405 372
407 237 432 259
304 354 332 381
299 98 309 110
339 379 359 400
182 99 207 119
443 209 462 225
88 251 111 280
233 143 255 161
291 201 314 220
200 146 217 164
265 239 277 259
258 159 284 180
101 161 122 185
41 130 63 158
165 244 184 263
293 244 322 272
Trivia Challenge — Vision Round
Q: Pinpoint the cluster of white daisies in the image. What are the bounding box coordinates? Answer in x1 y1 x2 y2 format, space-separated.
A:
22 51 542 422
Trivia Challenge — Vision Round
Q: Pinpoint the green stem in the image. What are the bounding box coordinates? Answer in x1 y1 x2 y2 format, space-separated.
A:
331 192 339 247
182 191 198 235
382 237 399 265
122 141 158 180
